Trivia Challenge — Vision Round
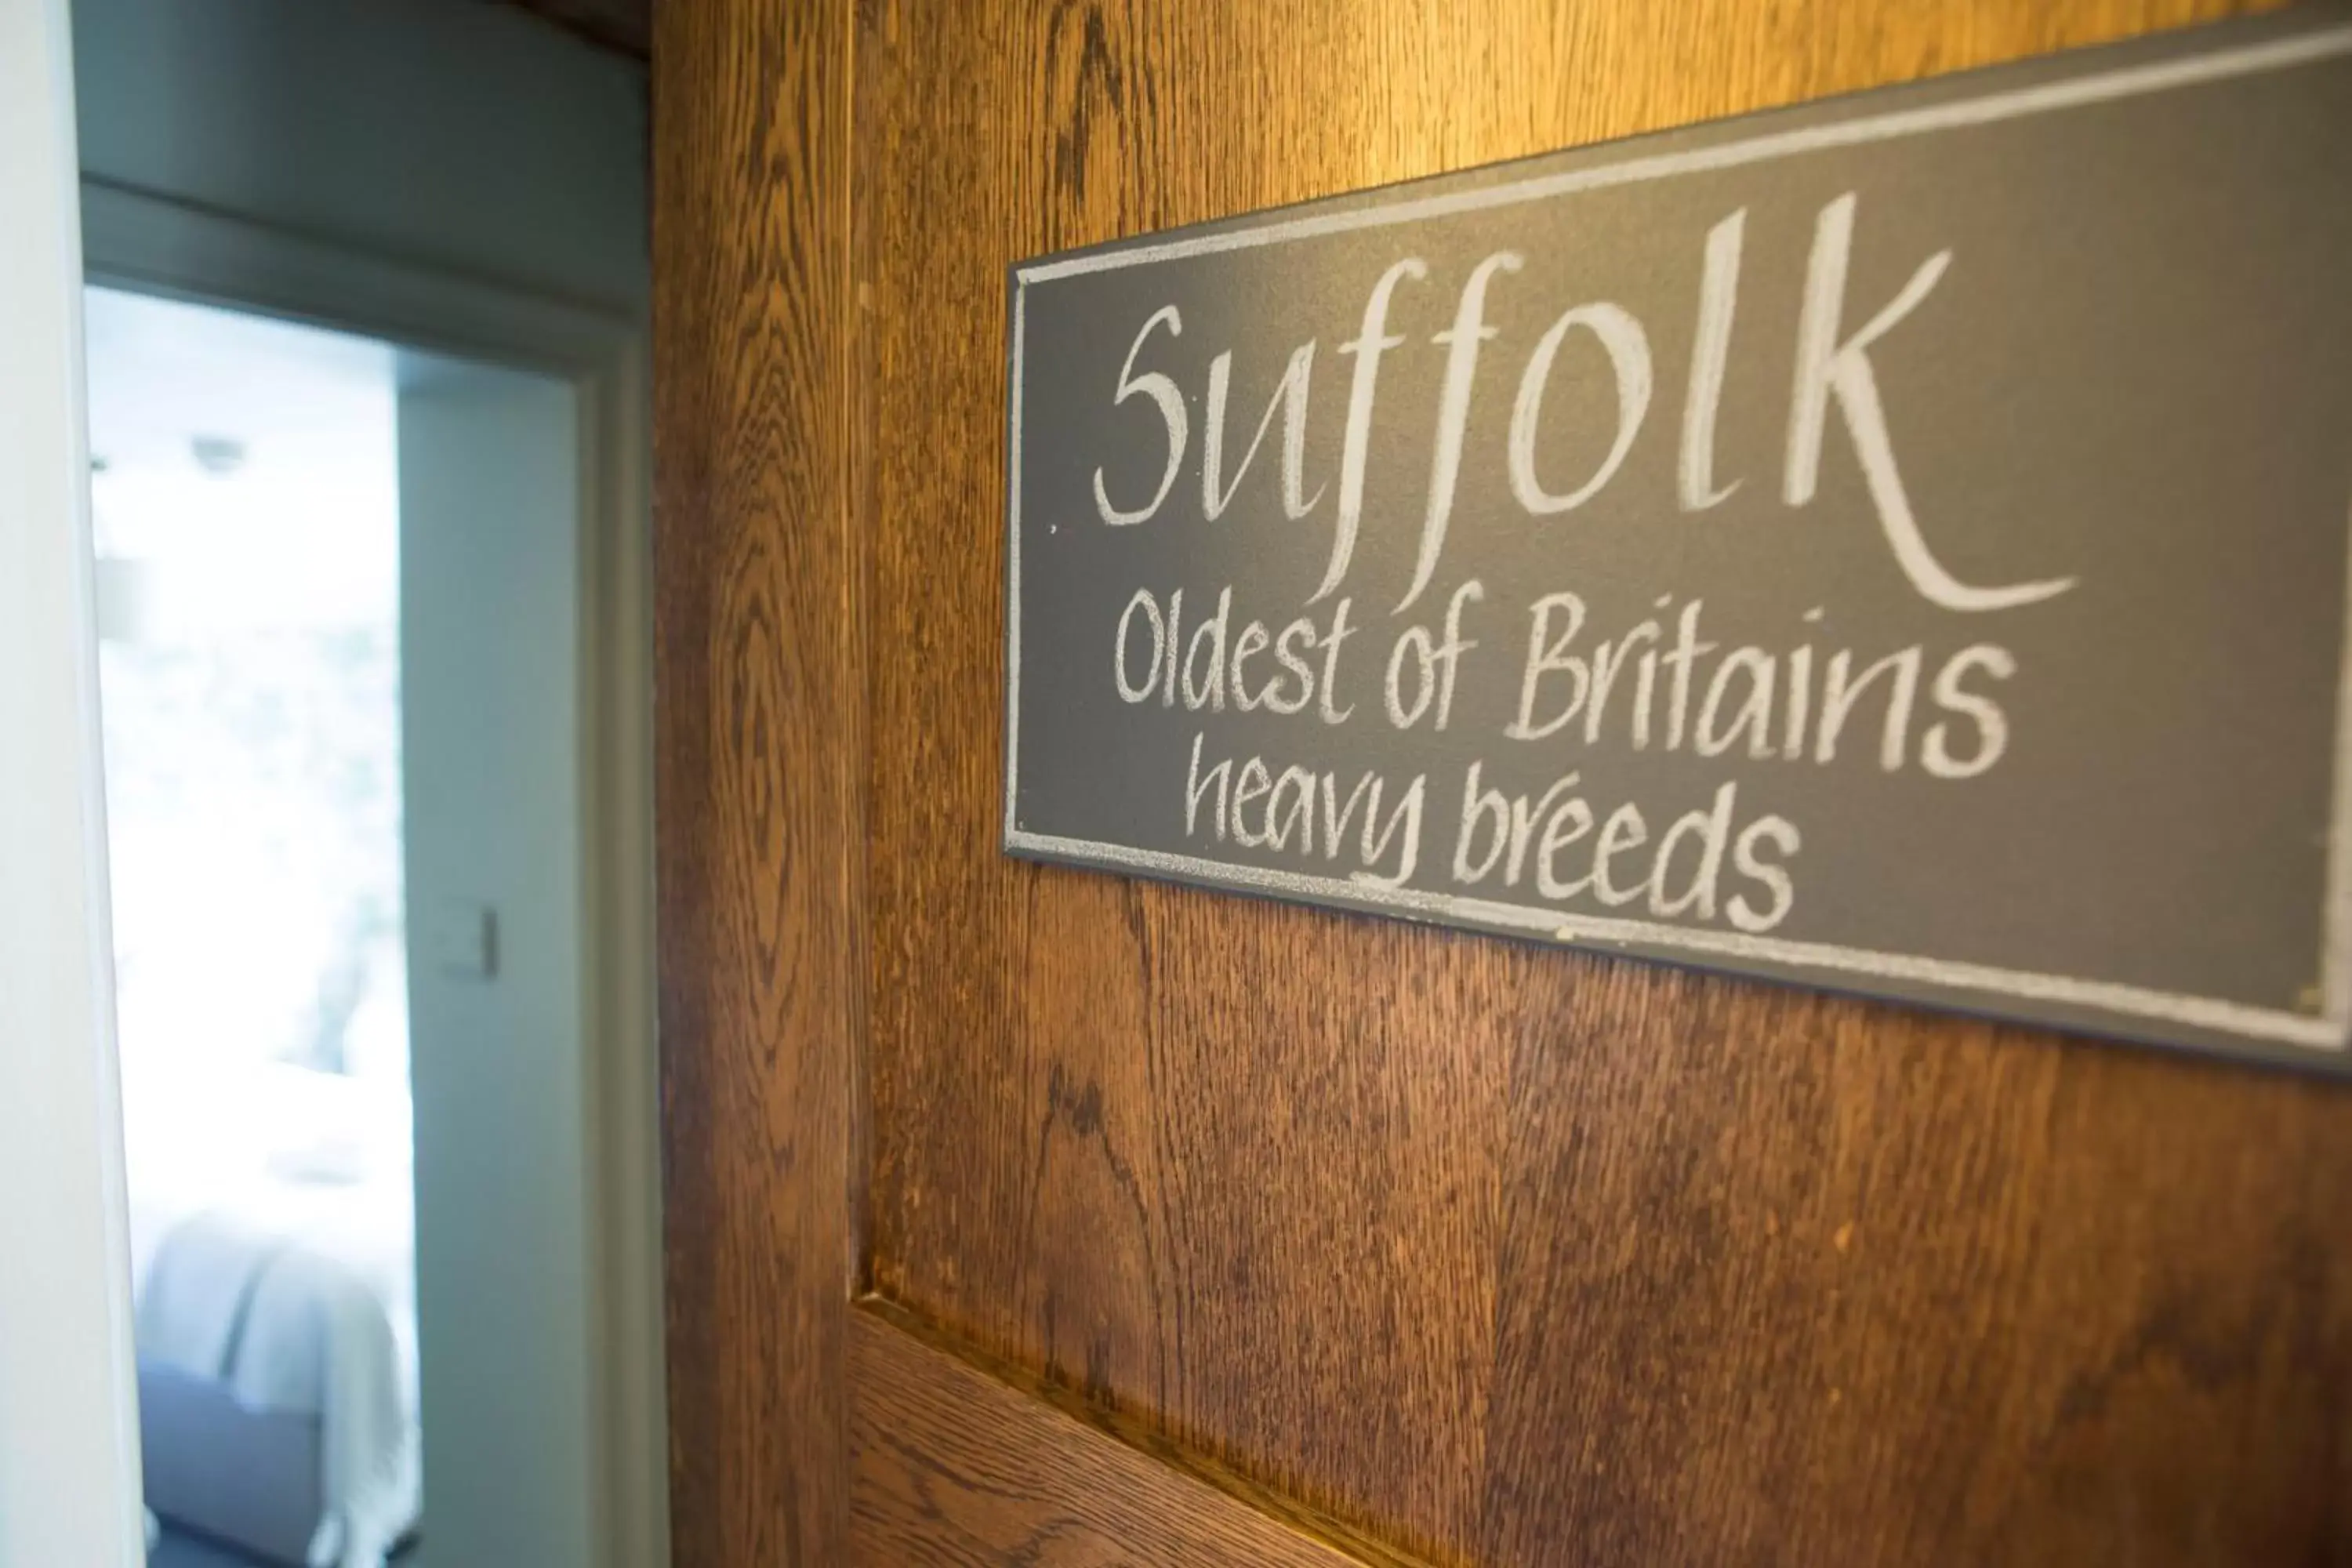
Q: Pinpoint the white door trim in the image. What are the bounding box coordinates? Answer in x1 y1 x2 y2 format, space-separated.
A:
0 2 146 1564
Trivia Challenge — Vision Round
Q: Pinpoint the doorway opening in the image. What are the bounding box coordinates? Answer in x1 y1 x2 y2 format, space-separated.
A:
86 281 601 1568
90 285 419 1568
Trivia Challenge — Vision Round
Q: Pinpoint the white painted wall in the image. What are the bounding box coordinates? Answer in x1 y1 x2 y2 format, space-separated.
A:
0 1 145 1563
71 0 648 314
397 360 597 1568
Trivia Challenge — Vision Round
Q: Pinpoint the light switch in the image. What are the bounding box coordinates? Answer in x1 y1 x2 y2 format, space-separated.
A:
424 898 498 980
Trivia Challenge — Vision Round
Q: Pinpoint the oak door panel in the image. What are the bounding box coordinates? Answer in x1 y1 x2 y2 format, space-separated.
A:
848 1302 1414 1567
654 0 862 1561
854 2 2348 1566
655 1 2352 1565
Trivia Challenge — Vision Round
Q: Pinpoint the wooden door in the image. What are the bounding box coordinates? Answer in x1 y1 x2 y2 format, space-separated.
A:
652 2 2352 1564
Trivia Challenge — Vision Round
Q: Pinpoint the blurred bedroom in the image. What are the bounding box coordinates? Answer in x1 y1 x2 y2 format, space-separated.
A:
88 287 422 1566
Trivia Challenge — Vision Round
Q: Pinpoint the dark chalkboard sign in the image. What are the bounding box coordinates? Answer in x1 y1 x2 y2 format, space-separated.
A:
1000 14 2352 1073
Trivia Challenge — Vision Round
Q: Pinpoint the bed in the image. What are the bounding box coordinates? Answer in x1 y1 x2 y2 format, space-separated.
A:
127 1065 420 1568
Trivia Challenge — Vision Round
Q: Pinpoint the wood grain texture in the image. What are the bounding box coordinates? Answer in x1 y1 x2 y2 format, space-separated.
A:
850 1299 1416 1567
652 0 860 1563
851 2 2352 1565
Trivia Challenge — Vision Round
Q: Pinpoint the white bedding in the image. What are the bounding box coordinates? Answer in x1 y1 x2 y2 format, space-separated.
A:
128 1063 419 1568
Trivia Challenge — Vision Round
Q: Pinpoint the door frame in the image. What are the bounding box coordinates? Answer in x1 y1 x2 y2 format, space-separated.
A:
0 2 145 1561
50 175 668 1567
651 1 864 1556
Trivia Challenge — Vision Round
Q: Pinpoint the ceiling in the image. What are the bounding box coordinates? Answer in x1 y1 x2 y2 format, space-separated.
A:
497 0 650 60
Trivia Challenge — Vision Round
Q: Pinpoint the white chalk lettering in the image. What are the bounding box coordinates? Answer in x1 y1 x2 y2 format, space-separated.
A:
1696 648 1776 759
1385 580 1483 731
1185 731 1229 841
1269 617 1319 716
1785 192 2074 613
1318 598 1359 724
1649 781 1737 919
1679 208 1747 512
1203 341 1324 522
1507 591 1589 742
1073 185 2084 961
1728 815 1802 933
1590 804 1650 907
1231 756 1275 847
1094 304 1187 526
1510 301 1653 515
1404 251 1523 612
1318 258 1429 602
1229 619 1272 711
1815 646 1922 771
1181 586 1234 711
1352 773 1425 889
1268 766 1318 851
1922 644 2016 779
1115 589 1164 704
